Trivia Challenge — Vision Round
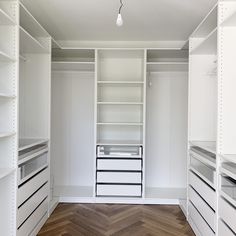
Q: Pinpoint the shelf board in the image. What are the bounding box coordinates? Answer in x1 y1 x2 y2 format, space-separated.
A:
190 28 217 55
97 122 143 126
0 168 15 180
20 26 48 54
0 50 15 62
221 163 236 181
0 92 15 99
221 154 236 164
0 8 15 25
146 62 188 65
97 102 143 105
189 141 216 155
0 131 15 138
146 62 188 72
97 140 143 146
97 81 144 85
221 11 236 27
52 61 95 72
220 190 236 208
18 138 48 151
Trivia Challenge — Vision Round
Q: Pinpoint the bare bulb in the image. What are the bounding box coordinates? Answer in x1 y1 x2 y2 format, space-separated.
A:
116 13 123 27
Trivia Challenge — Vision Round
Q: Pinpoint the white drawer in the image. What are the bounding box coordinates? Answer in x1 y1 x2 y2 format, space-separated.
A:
219 197 236 233
18 183 48 227
97 171 142 183
97 159 142 171
189 171 216 210
17 198 48 236
18 168 49 206
189 186 216 231
189 202 215 236
219 220 235 236
97 184 142 197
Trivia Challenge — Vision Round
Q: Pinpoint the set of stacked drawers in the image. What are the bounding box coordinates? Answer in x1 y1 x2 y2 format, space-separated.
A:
188 145 216 236
96 145 143 197
17 141 49 236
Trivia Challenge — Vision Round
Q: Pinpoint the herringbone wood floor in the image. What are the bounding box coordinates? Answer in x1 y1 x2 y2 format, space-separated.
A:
38 204 195 236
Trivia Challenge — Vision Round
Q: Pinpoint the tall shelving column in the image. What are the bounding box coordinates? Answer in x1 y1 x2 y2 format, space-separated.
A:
95 49 146 198
0 0 19 235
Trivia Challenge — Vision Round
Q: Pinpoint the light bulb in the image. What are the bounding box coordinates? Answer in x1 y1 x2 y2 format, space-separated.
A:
116 13 123 27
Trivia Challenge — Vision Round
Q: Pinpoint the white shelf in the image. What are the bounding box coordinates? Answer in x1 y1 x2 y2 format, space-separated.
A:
0 50 15 62
0 92 15 99
0 132 15 138
221 11 236 27
221 155 236 164
20 26 48 54
147 62 188 72
191 28 217 55
190 141 216 154
145 187 186 199
0 168 15 180
52 61 95 72
97 102 143 105
190 149 216 168
220 190 236 208
221 163 236 181
97 122 143 126
97 81 144 85
18 138 48 152
97 140 143 146
0 8 15 25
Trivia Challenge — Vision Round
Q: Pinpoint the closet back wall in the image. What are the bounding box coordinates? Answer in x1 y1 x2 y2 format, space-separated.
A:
51 71 95 192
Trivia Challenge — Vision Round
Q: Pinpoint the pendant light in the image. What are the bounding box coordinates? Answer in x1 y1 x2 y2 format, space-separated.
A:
116 0 124 27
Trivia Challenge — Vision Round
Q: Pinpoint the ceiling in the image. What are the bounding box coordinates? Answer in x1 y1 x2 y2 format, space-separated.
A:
21 0 216 42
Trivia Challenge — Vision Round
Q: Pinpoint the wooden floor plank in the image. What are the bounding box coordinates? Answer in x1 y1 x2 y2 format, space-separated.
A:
38 204 195 236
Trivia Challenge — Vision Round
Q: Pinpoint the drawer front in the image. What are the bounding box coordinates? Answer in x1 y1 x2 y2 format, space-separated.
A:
189 187 216 231
189 171 216 210
18 168 49 207
17 198 48 236
189 202 215 236
97 184 142 197
219 197 236 233
18 183 48 227
219 220 235 236
97 159 142 171
97 172 142 183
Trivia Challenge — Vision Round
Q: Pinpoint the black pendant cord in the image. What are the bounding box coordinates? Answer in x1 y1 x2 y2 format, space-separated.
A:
119 0 124 14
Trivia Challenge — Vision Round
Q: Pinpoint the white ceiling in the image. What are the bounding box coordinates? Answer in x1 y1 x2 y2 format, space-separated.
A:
21 0 216 42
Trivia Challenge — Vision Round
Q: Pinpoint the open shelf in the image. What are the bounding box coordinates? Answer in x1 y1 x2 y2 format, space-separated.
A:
52 61 95 72
145 187 186 199
190 28 217 55
97 122 143 126
221 155 236 164
20 26 48 54
189 141 216 154
221 10 236 27
0 131 15 139
18 138 48 152
97 102 143 105
0 8 15 25
146 62 188 72
98 81 144 85
220 176 236 207
97 140 143 146
0 168 15 180
0 50 15 62
221 162 236 181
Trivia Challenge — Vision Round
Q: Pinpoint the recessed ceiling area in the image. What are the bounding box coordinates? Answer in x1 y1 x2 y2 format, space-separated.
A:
21 0 217 42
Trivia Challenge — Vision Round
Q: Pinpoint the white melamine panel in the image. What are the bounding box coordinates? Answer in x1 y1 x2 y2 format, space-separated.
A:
189 187 216 231
219 197 236 233
18 168 48 206
97 159 142 171
19 53 51 139
189 55 217 141
189 202 215 236
17 198 48 236
96 184 142 197
51 71 95 187
146 72 188 188
219 220 235 236
17 183 48 227
189 171 216 210
97 172 142 184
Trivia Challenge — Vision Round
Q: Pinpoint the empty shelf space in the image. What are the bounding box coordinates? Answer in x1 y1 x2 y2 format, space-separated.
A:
52 61 95 72
221 155 236 164
146 62 188 72
221 162 236 181
97 122 143 126
0 168 15 180
20 27 48 54
54 185 93 198
0 50 15 62
0 131 15 138
190 28 217 55
221 10 236 27
0 8 15 25
97 140 143 146
189 141 216 155
221 176 236 207
18 138 48 152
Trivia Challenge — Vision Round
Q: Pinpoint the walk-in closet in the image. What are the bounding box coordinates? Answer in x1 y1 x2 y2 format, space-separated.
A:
0 0 236 235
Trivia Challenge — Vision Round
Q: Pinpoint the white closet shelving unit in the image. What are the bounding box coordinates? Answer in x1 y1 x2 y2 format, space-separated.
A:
188 1 236 236
0 0 18 235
